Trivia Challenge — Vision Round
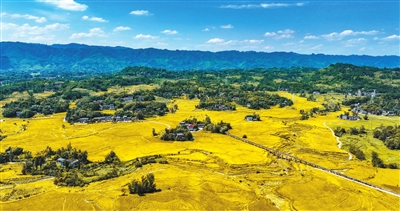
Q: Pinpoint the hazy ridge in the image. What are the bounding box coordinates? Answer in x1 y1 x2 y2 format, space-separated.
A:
1 42 399 74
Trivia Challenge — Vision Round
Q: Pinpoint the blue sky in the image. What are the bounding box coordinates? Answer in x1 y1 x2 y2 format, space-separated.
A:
1 0 399 56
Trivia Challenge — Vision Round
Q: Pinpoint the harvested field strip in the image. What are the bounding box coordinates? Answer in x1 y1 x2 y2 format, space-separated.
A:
226 132 400 198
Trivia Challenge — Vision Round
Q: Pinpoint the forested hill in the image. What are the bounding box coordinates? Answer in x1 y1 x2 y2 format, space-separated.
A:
1 42 399 75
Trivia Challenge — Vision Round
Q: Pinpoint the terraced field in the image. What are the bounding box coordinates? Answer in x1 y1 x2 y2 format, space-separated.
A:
1 92 399 210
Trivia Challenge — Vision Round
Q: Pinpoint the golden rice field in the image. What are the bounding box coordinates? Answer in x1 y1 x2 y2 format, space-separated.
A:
0 91 399 210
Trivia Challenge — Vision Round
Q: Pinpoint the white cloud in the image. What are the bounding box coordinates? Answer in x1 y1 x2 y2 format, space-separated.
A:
207 38 225 43
156 42 168 47
130 10 152 16
244 39 264 44
283 42 295 46
264 46 274 50
221 24 233 29
205 38 264 46
3 12 47 23
69 28 107 39
202 28 210 32
264 32 277 37
82 15 108 22
220 4 259 9
30 36 54 42
113 26 131 32
311 44 323 50
37 0 87 11
347 38 367 44
35 17 47 23
304 35 319 40
2 22 69 35
261 3 291 8
134 34 159 39
264 29 295 39
45 23 69 30
2 22 69 42
322 30 379 41
1 22 18 30
220 2 304 9
382 34 400 40
277 29 295 38
162 30 178 35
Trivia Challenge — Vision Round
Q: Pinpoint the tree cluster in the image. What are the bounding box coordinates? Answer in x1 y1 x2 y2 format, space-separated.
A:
128 173 158 196
2 96 69 118
349 125 367 135
160 125 193 141
104 150 120 164
334 127 346 137
373 125 400 150
204 120 232 134
348 145 365 160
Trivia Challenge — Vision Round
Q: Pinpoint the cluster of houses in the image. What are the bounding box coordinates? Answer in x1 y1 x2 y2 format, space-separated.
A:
338 114 361 121
351 103 397 117
121 96 145 102
99 104 115 110
78 116 136 123
211 104 234 110
179 121 204 132
353 89 376 97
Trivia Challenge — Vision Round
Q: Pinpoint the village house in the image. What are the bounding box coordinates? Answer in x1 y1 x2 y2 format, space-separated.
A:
175 133 185 140
78 118 89 123
121 96 134 102
245 116 254 122
339 114 361 121
57 158 79 168
385 111 396 116
99 104 115 110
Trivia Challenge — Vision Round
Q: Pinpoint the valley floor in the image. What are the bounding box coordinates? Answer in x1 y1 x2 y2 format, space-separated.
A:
1 93 399 210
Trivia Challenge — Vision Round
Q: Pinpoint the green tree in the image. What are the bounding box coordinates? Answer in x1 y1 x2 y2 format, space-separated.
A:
104 150 120 164
128 173 157 195
371 151 385 168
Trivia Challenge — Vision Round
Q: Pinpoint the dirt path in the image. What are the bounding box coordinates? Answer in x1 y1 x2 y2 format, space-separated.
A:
323 122 352 160
144 120 171 129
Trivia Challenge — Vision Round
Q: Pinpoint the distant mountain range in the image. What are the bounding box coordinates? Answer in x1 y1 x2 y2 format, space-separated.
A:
1 42 399 75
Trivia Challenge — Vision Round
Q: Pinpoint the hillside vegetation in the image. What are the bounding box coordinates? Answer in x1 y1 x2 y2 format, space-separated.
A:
1 42 399 79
